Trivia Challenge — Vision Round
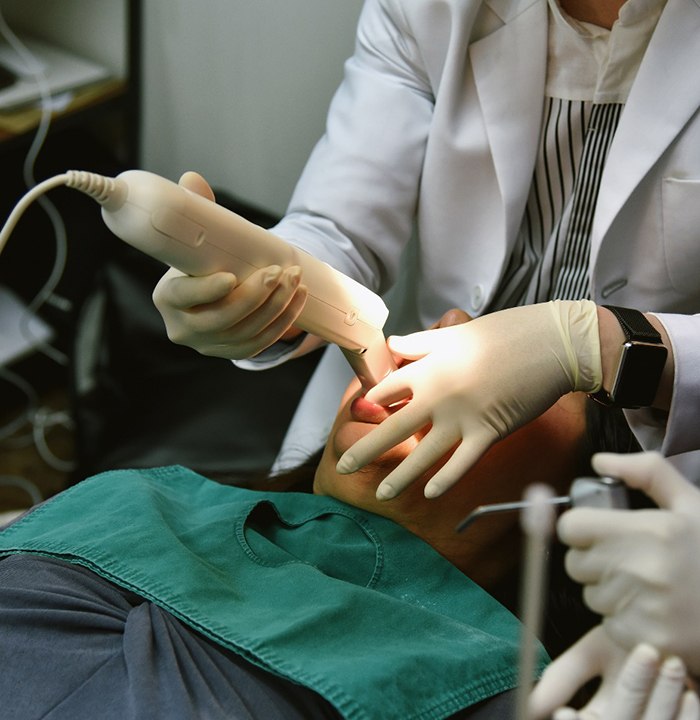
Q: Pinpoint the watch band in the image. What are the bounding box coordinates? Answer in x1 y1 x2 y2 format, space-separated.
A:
605 305 663 344
589 305 667 409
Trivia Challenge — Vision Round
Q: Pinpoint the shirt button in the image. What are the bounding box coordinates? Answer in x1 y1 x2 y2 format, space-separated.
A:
471 284 484 312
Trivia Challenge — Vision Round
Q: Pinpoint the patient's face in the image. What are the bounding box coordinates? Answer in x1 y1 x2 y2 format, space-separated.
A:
314 378 587 585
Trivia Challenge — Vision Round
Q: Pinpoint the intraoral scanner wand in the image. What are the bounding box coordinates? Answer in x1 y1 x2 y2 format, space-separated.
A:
0 170 397 389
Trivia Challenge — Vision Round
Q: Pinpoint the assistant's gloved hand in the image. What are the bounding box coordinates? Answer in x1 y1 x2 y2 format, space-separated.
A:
529 626 700 720
336 300 602 500
559 451 700 676
151 171 308 359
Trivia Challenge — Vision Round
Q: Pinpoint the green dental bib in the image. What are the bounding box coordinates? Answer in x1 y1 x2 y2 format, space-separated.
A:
0 466 544 719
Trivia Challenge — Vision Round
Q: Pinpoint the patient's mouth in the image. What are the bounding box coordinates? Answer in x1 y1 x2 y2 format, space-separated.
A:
350 395 391 424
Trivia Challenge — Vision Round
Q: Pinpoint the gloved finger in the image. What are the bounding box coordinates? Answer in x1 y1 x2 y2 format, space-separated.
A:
640 655 688 720
211 282 308 359
166 265 287 338
215 266 305 341
153 268 238 311
678 690 700 720
591 452 698 513
562 536 644 585
564 546 604 585
581 573 634 617
336 404 432 474
384 329 436 361
178 170 216 201
157 266 306 358
604 643 661 719
385 324 469 361
558 507 654 548
374 429 461 500
552 709 581 720
528 627 609 719
422 435 493 498
362 362 422 407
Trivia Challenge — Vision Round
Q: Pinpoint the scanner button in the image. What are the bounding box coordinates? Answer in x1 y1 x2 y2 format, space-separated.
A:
151 208 205 248
344 308 359 325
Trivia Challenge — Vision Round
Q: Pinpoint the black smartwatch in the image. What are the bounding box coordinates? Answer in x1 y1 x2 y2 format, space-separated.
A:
589 305 667 409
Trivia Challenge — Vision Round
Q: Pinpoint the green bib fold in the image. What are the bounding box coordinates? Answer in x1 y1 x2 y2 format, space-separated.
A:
0 466 546 719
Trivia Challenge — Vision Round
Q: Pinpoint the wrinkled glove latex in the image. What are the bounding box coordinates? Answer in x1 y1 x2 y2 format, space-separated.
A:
529 625 700 720
151 171 308 359
559 451 700 677
336 300 601 500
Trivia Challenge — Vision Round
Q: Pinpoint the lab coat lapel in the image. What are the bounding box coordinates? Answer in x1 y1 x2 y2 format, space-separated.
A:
591 0 700 256
469 0 548 243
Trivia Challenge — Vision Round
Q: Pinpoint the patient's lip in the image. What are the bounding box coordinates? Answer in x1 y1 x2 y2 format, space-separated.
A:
350 395 391 424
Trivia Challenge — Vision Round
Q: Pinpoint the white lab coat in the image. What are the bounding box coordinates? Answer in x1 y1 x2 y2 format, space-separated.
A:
238 0 700 477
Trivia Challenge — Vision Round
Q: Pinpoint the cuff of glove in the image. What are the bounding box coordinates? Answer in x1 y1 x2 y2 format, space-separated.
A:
550 299 602 393
233 333 309 370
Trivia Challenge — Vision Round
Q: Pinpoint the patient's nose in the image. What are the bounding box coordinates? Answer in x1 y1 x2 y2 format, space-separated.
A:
350 395 392 424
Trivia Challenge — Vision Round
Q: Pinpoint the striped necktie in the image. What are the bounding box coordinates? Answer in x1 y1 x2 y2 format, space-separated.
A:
551 102 623 300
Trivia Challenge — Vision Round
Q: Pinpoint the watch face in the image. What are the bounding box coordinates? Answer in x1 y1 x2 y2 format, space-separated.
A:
612 342 668 408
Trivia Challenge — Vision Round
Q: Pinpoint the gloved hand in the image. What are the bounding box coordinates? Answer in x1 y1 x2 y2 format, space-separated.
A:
559 451 700 676
529 626 700 720
151 171 308 359
336 300 602 500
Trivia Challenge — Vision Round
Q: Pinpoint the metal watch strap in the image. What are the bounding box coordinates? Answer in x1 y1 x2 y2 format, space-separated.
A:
604 305 663 343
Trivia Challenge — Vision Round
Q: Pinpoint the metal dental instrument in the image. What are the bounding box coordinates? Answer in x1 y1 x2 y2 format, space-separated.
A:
461 478 627 719
455 476 628 533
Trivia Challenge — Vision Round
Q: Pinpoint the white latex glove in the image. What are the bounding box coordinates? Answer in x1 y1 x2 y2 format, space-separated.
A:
559 451 700 677
336 300 602 500
151 172 308 359
529 626 700 720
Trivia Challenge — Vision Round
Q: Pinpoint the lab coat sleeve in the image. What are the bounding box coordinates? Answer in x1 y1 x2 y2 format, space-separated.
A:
626 313 700 464
268 0 434 295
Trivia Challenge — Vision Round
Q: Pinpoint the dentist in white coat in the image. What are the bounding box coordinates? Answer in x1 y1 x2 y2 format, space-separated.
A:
152 0 700 489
